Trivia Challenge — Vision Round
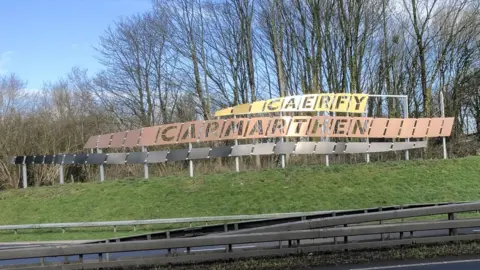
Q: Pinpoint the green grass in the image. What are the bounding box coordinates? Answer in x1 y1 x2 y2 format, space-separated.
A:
0 156 479 242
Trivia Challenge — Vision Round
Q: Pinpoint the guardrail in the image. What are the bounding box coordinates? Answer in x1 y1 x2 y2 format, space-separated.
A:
90 200 466 243
0 211 332 234
1 201 479 270
0 201 464 237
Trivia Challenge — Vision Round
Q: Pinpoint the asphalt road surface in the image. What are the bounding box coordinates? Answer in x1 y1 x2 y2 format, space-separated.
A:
318 256 480 270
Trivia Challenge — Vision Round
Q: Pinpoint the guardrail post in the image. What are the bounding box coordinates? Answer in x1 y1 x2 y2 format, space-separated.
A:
332 212 337 244
448 212 457 235
79 254 83 263
379 207 384 240
105 239 110 262
98 252 103 262
40 257 45 266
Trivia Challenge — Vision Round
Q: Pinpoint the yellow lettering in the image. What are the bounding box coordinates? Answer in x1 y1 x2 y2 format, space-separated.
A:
264 98 283 112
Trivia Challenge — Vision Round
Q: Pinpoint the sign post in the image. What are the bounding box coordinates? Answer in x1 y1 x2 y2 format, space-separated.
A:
440 91 447 159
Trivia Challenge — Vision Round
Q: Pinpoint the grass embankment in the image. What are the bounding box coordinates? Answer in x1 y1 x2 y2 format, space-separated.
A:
0 156 479 242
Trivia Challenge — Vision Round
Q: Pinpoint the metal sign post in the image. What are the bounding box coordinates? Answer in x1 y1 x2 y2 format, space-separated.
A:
189 142 194 177
97 148 105 182
233 115 240 172
440 91 447 159
59 163 64 184
22 161 27 189
142 146 149 179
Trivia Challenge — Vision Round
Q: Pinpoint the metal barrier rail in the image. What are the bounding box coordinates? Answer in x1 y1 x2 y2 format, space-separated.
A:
0 201 463 237
0 211 332 233
0 202 479 270
87 201 465 243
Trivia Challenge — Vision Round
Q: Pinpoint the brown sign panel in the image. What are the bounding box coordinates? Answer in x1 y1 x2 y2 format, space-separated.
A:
426 118 443 137
398 119 415 138
139 126 160 146
368 118 389 137
84 135 99 149
384 119 403 138
110 132 127 148
178 121 204 143
244 117 271 139
221 118 249 140
440 117 454 136
97 133 113 148
123 129 141 148
156 123 183 145
85 116 454 148
412 118 430 137
268 117 291 137
199 120 223 142
286 117 311 137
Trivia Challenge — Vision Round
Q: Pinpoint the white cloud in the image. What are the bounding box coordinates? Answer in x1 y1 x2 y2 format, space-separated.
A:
0 51 14 74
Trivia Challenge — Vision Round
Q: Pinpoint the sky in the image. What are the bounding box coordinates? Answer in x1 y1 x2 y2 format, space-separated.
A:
0 0 153 90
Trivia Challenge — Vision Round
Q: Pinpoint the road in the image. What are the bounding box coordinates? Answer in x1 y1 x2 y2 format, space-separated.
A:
0 227 479 268
318 256 480 269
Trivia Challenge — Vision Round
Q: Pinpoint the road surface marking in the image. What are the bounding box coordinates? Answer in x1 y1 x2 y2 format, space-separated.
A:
351 258 480 269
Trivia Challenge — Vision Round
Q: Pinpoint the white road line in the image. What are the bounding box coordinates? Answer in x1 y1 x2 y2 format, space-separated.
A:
351 258 480 269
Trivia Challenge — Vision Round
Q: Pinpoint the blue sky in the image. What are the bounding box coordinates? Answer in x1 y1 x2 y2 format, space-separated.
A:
0 0 152 90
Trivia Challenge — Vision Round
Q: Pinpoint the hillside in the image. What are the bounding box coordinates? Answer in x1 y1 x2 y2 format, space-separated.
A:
0 156 479 241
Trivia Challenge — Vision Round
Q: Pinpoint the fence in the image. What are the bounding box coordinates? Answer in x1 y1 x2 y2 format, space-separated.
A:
0 201 478 269
0 210 331 234
0 201 461 238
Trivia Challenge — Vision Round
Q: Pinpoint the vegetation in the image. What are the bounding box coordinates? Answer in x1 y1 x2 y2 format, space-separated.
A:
134 241 480 269
0 156 479 242
1 0 480 187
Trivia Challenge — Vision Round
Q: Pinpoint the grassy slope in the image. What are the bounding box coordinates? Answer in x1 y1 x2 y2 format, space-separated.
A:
0 156 479 241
